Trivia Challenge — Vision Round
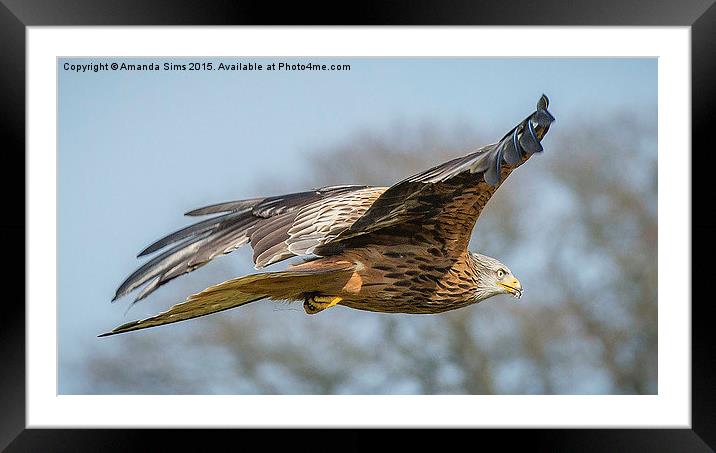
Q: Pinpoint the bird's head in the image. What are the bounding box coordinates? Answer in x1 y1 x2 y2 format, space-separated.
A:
470 252 523 301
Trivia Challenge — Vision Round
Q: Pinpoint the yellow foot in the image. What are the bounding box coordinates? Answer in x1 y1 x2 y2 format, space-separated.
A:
304 295 343 315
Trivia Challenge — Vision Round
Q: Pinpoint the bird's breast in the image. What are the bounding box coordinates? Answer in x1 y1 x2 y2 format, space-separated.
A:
337 247 479 314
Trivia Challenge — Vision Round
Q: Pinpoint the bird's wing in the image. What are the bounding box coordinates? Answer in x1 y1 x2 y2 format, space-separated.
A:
321 95 555 254
114 185 384 303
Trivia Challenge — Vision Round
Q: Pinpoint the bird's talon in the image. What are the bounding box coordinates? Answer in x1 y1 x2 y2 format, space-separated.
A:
303 295 342 315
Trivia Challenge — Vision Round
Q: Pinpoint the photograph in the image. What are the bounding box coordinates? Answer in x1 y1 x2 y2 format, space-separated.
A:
58 56 657 396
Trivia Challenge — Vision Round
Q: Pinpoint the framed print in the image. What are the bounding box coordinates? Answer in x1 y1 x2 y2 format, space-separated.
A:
5 0 713 450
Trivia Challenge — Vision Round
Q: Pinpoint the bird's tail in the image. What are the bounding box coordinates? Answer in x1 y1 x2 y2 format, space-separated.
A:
99 261 355 337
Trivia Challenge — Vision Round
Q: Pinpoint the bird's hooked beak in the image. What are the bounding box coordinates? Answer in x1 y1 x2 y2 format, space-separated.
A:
499 276 523 300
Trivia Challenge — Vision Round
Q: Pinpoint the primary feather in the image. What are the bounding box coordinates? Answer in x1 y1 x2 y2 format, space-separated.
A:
113 185 376 302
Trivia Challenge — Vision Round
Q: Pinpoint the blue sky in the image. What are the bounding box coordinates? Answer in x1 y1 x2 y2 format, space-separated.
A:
58 57 656 393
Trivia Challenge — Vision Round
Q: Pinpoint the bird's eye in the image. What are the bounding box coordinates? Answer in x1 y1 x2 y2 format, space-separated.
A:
497 269 505 279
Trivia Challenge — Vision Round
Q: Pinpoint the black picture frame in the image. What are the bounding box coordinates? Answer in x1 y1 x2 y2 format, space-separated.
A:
3 1 712 450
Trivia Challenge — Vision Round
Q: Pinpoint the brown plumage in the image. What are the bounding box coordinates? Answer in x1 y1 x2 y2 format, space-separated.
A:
101 95 554 336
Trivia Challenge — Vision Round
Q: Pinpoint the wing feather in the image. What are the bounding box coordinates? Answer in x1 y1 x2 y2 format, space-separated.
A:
114 185 376 301
183 197 264 217
325 94 554 247
250 213 296 263
286 187 385 256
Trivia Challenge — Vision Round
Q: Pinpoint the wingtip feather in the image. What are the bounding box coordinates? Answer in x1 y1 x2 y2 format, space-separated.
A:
98 320 139 337
136 245 158 257
538 94 550 110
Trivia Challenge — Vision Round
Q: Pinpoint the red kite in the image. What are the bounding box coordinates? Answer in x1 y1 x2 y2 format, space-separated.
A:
102 95 554 336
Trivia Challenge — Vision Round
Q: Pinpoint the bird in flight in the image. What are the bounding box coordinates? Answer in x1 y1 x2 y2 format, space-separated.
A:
101 95 554 337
